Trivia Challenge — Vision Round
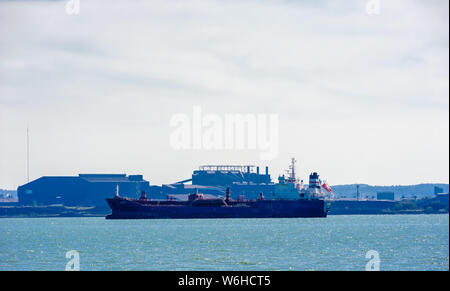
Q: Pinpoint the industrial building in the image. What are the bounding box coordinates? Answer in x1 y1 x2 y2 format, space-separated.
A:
434 186 444 195
17 174 150 207
150 165 275 198
377 191 395 201
148 165 275 199
192 165 271 185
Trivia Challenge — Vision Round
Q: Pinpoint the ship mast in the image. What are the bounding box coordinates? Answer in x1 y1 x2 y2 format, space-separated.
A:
289 157 296 181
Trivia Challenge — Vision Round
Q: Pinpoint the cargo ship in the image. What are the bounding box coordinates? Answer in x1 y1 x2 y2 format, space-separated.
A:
106 159 333 219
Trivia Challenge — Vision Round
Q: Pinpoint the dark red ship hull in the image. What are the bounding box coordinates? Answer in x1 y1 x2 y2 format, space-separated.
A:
105 197 329 219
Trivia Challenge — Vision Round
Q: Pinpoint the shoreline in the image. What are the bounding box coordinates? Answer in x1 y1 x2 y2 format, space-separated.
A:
0 206 447 219
1 195 448 218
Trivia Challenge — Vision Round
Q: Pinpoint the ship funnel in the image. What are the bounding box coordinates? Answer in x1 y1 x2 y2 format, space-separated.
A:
309 172 320 189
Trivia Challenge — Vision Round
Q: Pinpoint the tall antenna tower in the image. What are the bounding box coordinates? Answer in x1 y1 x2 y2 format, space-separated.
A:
27 124 29 182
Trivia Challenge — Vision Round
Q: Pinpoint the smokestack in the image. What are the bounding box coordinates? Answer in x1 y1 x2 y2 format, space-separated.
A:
257 167 260 175
265 166 269 175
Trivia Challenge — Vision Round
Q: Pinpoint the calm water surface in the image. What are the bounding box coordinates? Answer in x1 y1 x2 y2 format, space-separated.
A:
0 214 448 270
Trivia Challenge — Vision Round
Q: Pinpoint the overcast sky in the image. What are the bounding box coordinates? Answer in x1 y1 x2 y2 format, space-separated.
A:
0 0 448 189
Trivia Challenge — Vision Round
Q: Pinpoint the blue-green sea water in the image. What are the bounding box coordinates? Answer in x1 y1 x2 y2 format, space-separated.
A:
0 214 448 271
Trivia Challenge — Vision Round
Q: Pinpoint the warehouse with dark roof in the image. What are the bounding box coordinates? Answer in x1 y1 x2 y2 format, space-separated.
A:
17 174 150 206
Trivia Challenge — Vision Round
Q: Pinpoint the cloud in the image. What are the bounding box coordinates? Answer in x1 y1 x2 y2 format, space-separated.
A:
0 0 448 188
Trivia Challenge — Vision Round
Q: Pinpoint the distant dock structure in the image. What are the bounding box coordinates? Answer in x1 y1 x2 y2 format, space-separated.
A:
17 174 150 206
377 192 395 201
